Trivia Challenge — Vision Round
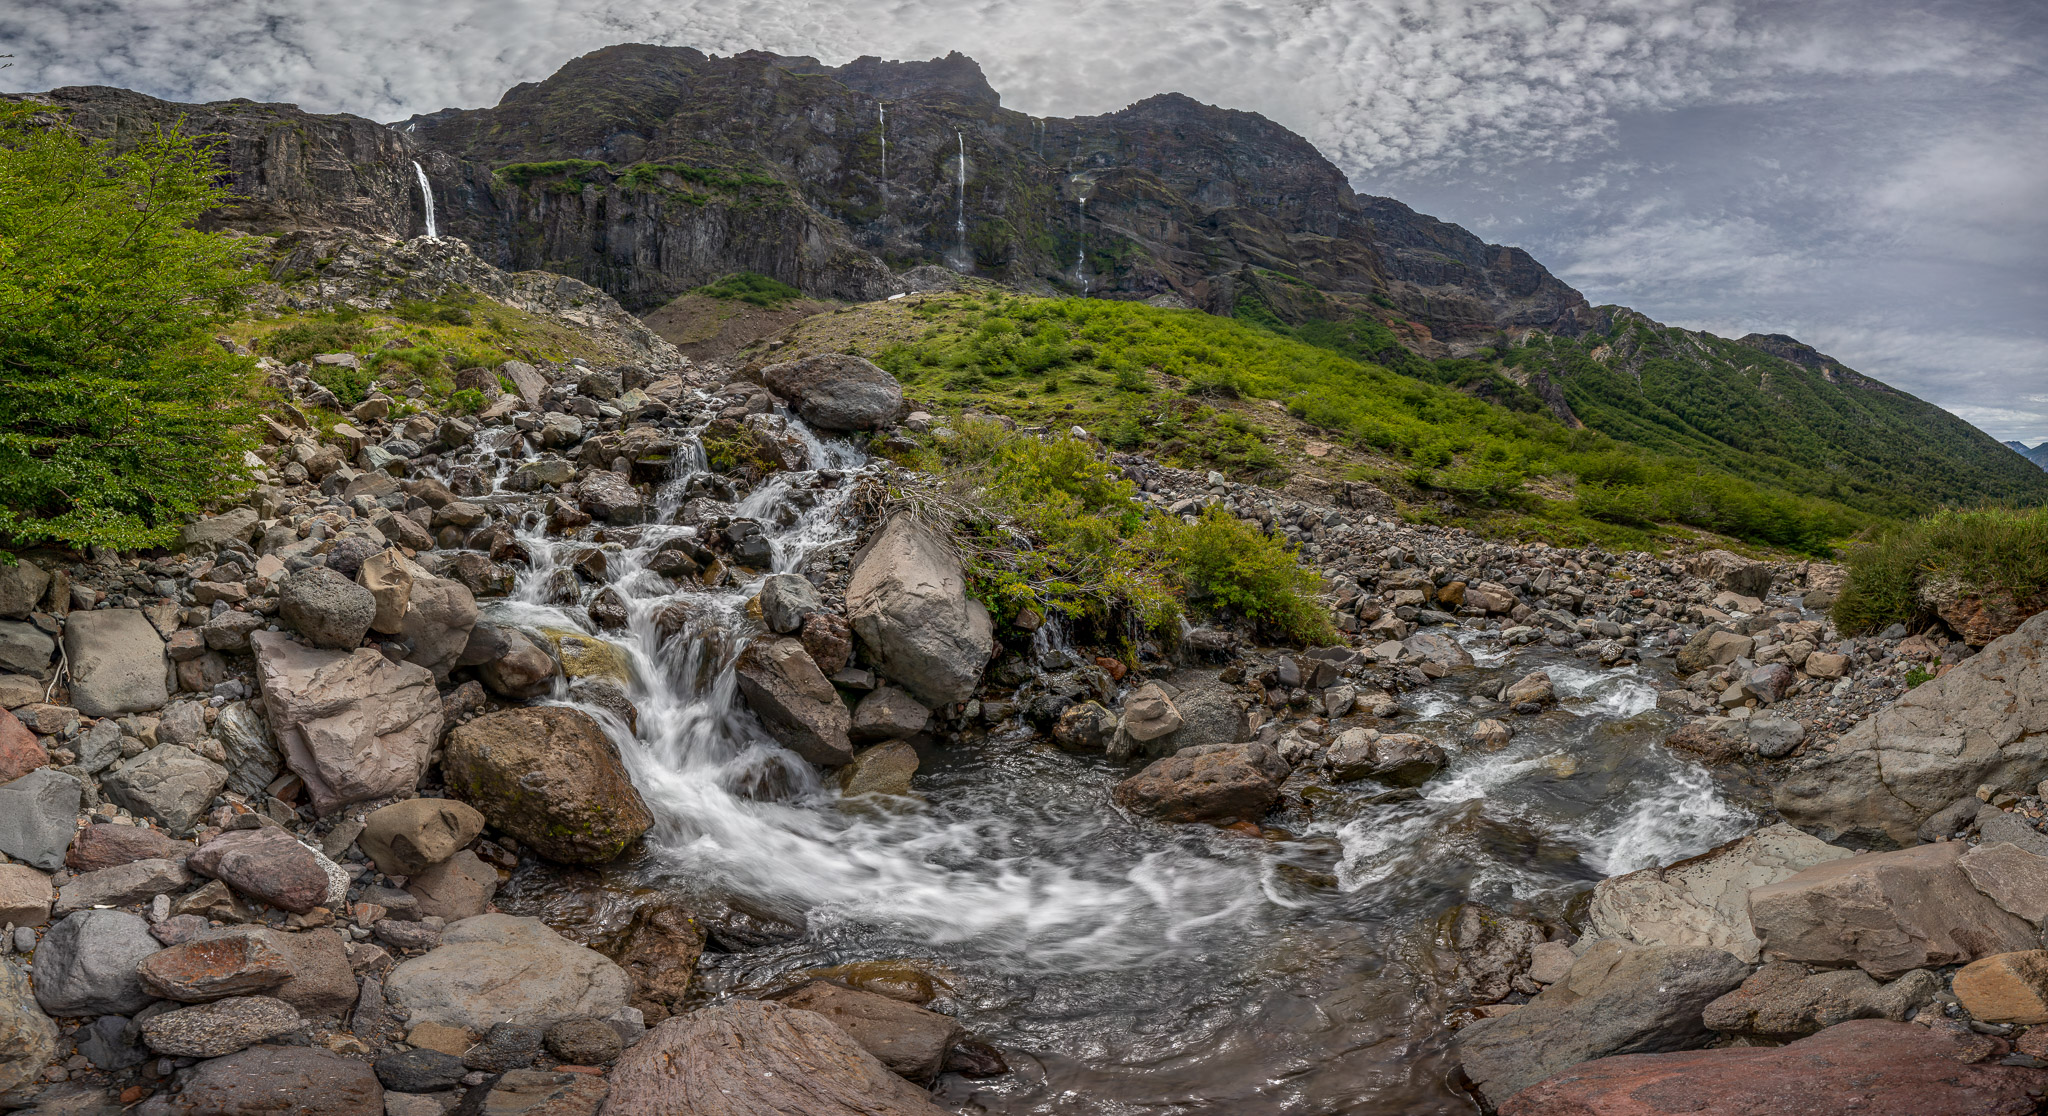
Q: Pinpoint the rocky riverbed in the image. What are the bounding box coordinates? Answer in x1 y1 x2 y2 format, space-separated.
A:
1 236 2046 1115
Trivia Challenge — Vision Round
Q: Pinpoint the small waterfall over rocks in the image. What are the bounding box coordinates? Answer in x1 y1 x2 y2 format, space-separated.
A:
412 160 438 239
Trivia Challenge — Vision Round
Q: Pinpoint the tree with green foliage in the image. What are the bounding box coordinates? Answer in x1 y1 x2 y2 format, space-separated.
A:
0 102 258 553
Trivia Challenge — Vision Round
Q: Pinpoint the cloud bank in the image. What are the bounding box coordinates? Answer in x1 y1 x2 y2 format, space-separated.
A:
4 0 2044 440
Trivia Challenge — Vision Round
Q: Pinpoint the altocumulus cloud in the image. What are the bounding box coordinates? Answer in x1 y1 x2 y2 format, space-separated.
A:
3 0 2044 440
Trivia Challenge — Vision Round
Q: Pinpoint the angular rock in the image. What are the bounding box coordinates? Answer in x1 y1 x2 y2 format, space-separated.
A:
62 609 168 717
0 707 43 784
1749 841 2037 978
773 981 963 1082
441 707 651 865
602 999 947 1116
400 576 478 682
838 740 918 797
1977 809 2048 857
406 850 500 922
361 798 486 877
0 767 81 869
757 574 822 635
189 828 330 913
1113 742 1290 824
1452 941 1750 1109
1435 904 1547 1005
1051 701 1116 753
280 567 378 650
1500 669 1554 706
465 624 558 700
0 863 52 927
32 909 160 1016
578 470 645 525
135 1044 383 1116
356 549 413 636
99 744 229 836
850 686 929 744
799 611 852 676
761 353 905 432
733 638 853 765
1959 841 2048 925
65 823 191 872
844 512 993 707
1953 950 2048 1024
1775 610 2048 844
1687 549 1775 598
1703 961 1939 1036
202 927 357 1018
1587 823 1853 963
137 934 296 1002
1325 728 1446 786
0 558 51 619
450 1067 607 1116
55 857 190 915
374 1047 466 1092
0 958 55 1098
1120 682 1184 743
384 914 631 1033
251 631 443 816
141 995 303 1057
0 621 55 677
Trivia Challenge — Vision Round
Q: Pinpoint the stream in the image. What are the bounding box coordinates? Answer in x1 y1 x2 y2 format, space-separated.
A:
442 406 1759 1114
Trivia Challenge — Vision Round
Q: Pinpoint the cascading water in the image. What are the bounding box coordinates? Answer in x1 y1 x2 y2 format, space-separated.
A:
877 103 887 188
412 160 437 239
952 131 969 268
454 396 1755 1112
1074 196 1089 293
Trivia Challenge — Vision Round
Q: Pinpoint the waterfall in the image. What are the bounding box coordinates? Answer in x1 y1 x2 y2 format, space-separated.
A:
954 132 968 256
1076 196 1089 293
878 104 887 185
412 160 438 239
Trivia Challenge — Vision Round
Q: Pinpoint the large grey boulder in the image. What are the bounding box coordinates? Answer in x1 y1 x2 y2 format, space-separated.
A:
758 573 822 635
440 707 651 866
383 914 630 1033
844 512 992 707
0 558 50 620
1687 548 1775 598
1586 823 1853 963
397 575 477 681
250 631 442 816
1170 684 1254 751
761 353 905 432
0 958 55 1097
176 508 260 554
99 745 229 836
1776 610 2048 845
32 909 161 1016
1113 742 1290 823
135 1044 382 1116
279 567 378 650
734 638 853 765
0 621 54 677
0 768 81 869
61 609 167 717
463 623 558 700
1451 941 1750 1109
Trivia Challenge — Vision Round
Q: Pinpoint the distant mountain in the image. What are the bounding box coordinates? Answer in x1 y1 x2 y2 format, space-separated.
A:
13 44 2046 515
2007 441 2048 471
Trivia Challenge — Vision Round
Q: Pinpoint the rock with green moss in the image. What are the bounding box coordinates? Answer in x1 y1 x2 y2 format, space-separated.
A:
440 708 653 865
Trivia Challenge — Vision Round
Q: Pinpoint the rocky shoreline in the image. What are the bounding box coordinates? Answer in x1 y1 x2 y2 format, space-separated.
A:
1 239 2045 1115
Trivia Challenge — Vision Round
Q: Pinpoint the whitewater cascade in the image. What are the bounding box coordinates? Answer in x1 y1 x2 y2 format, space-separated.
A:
954 131 968 265
412 160 437 239
1075 196 1089 293
877 103 887 186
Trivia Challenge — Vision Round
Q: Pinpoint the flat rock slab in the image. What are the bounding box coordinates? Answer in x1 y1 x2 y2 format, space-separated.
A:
141 995 303 1057
1588 823 1852 963
136 1044 383 1116
62 609 168 717
772 981 963 1082
0 767 82 870
384 914 630 1033
1499 1019 2048 1116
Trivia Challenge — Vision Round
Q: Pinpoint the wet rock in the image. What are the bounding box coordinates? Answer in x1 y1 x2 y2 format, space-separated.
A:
1170 685 1254 749
375 1047 466 1092
608 901 705 1014
1959 841 2048 925
1325 728 1446 786
443 707 652 865
65 821 191 872
773 981 964 1083
449 1067 607 1116
465 624 559 701
602 999 947 1116
1704 962 1939 1036
140 995 302 1056
361 798 487 876
135 1044 383 1116
188 828 329 913
850 686 929 743
1119 683 1184 744
1452 940 1750 1109
1749 841 2037 978
1775 610 2048 845
1953 950 2048 1024
251 630 443 816
1052 701 1116 753
0 958 55 1098
55 858 190 915
838 741 918 797
733 638 853 765
1113 742 1291 824
279 567 378 650
799 611 853 676
137 933 296 1002
62 609 168 717
463 1021 544 1072
0 767 82 868
1469 719 1513 749
844 511 993 707
406 850 500 922
545 1015 624 1064
1499 670 1553 706
586 586 629 631
1587 823 1852 963
384 914 631 1033
99 745 226 836
400 576 480 682
578 470 645 525
757 574 821 635
0 863 52 927
1436 904 1547 1005
32 910 160 1016
761 353 905 432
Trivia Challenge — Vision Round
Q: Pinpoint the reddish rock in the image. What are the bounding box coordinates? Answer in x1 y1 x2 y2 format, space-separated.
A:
67 825 195 872
137 935 297 1002
0 708 44 782
1113 742 1291 824
189 828 331 913
1498 1019 2048 1115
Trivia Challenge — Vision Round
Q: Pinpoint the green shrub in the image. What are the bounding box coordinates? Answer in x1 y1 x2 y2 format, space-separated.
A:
1832 506 2048 634
449 388 486 414
307 361 374 407
260 310 373 364
0 104 260 552
696 272 802 308
1153 506 1333 644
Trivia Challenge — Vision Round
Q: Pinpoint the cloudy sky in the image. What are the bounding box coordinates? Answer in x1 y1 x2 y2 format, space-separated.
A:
6 0 2044 443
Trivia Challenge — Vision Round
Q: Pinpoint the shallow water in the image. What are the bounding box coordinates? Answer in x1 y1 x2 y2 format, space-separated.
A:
454 407 1759 1114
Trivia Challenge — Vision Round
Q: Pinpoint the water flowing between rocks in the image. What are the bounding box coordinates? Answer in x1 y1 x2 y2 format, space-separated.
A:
452 407 1757 1114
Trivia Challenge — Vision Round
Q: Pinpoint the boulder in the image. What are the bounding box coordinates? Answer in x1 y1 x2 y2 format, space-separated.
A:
0 621 55 677
61 608 168 717
608 901 705 1014
1325 728 1446 786
0 708 42 784
99 745 228 835
355 549 413 635
360 798 486 876
374 1048 466 1092
399 576 479 682
844 512 993 707
758 574 822 635
279 567 378 650
1451 941 1750 1109
1686 549 1775 598
251 631 443 816
1119 683 1185 743
1498 1018 2048 1116
544 1016 624 1065
1748 841 2037 978
32 909 160 1016
137 934 297 1002
733 638 853 765
799 611 852 675
838 741 919 797
850 686 930 743
1435 904 1548 1005
406 850 499 922
440 707 652 865
193 927 355 1018
139 995 303 1057
1403 629 1475 669
384 914 630 1033
189 828 330 913
1586 823 1853 963
1959 841 2048 925
465 624 558 700
578 470 645 524
215 701 281 800
65 820 191 872
450 1068 607 1116
772 981 963 1082
1953 950 2048 1024
0 863 52 927
135 1044 383 1116
1170 685 1253 750
0 959 55 1098
1703 961 1939 1036
176 508 261 554
1051 701 1116 753
0 558 51 619
54 858 190 914
0 767 81 868
761 353 905 432
601 999 948 1116
1113 742 1290 824
1675 629 1755 676
1775 610 2048 845
1500 670 1554 706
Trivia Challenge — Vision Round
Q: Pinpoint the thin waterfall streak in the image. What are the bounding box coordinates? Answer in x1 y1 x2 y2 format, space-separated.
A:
412 160 437 239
